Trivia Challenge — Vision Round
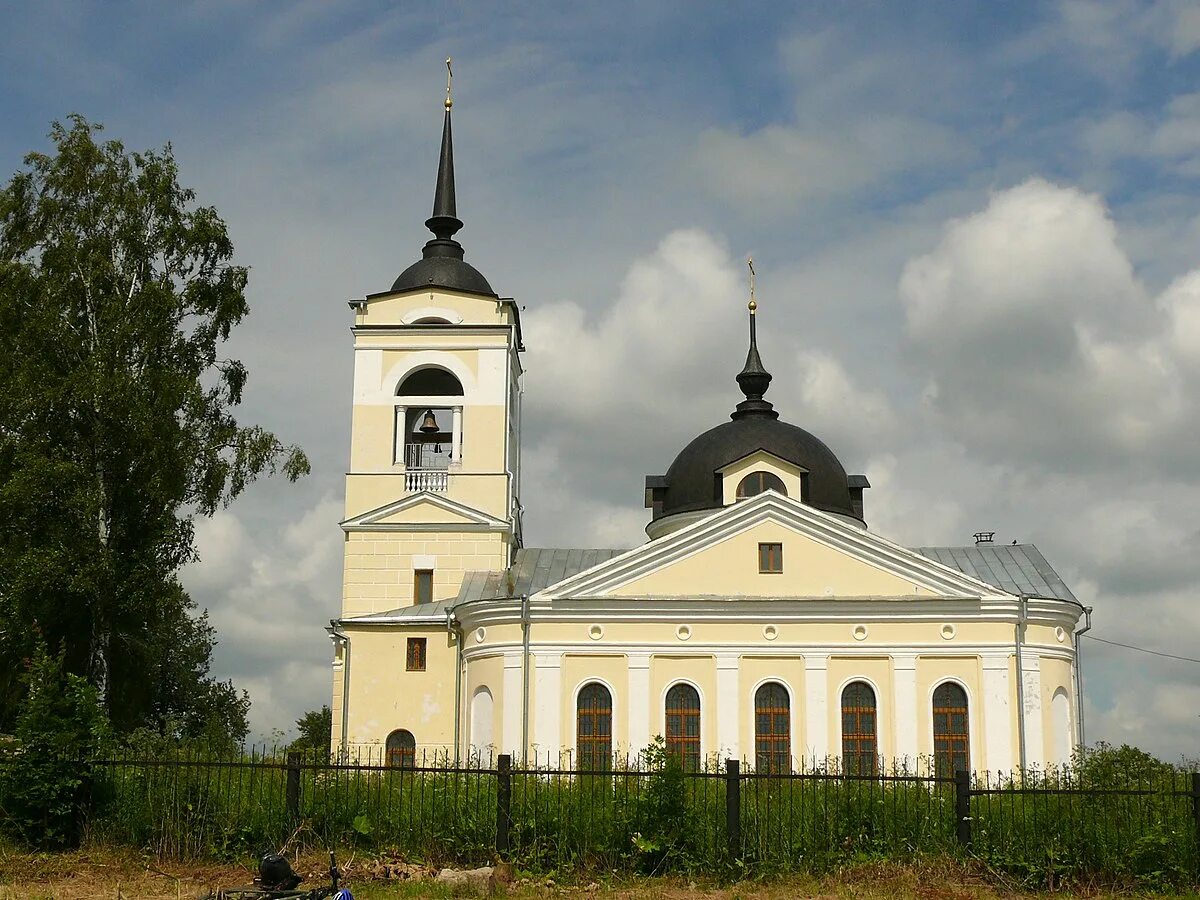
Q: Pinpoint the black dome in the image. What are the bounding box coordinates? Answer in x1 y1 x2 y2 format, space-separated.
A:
391 255 495 296
658 416 856 520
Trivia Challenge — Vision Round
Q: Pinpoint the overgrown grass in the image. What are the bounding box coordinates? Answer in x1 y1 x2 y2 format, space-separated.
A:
7 745 1196 892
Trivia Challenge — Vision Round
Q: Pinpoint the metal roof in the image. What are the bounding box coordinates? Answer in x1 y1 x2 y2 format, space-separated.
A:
913 544 1077 603
455 548 627 602
343 598 456 622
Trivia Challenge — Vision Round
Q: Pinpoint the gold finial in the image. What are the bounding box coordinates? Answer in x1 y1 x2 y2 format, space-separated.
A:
444 57 453 109
747 257 757 313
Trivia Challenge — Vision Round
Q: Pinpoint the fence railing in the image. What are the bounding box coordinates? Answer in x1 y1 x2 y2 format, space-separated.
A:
71 746 1200 887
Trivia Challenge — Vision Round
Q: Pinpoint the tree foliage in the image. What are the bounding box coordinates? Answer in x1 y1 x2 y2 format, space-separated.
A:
289 705 332 757
0 115 308 736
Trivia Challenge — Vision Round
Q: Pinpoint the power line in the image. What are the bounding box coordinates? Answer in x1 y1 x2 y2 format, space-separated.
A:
1081 633 1200 665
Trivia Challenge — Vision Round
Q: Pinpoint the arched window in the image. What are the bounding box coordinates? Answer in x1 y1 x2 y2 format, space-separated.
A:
665 684 701 771
576 683 612 771
841 681 877 775
754 682 790 773
385 728 416 769
736 471 787 499
395 367 464 471
932 682 970 777
397 367 464 396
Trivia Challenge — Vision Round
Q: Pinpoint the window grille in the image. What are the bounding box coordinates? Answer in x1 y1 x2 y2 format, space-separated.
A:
406 637 427 672
754 682 790 773
576 683 612 771
841 680 878 775
665 684 701 771
933 682 970 777
385 729 416 768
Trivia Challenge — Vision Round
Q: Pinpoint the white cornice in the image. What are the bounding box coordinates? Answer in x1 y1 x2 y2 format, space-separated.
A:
340 491 509 532
538 492 1012 601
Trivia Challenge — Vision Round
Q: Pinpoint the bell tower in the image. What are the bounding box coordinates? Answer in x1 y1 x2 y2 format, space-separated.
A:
337 62 523 622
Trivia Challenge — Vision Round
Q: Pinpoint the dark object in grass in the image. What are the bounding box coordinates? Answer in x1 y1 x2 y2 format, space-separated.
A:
201 850 351 899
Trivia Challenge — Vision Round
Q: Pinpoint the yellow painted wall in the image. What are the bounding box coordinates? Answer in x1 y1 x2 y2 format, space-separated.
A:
358 289 515 327
916 656 984 768
1040 655 1075 763
337 625 457 750
341 531 509 617
560 654 629 758
738 656 806 759
649 656 717 759
828 657 894 760
464 653 504 755
620 521 926 597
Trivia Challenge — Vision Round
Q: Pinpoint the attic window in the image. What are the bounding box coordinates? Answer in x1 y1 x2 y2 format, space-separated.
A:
737 471 787 499
759 542 783 574
413 316 452 324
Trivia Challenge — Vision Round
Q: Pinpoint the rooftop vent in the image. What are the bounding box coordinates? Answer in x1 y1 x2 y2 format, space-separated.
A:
973 532 995 545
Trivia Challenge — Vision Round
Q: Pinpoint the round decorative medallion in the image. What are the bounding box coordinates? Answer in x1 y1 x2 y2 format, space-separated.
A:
852 624 868 642
1055 626 1067 643
763 624 778 641
474 627 486 644
676 624 692 641
941 624 957 641
588 624 604 641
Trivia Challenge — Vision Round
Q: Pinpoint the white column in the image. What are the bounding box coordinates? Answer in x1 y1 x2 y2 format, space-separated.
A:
891 653 918 769
452 405 463 465
804 654 829 761
393 405 406 464
1021 652 1044 769
982 655 1014 774
502 652 523 758
716 656 740 761
533 653 561 765
627 653 651 762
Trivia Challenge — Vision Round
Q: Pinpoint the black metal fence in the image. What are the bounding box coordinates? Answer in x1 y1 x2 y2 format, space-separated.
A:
71 746 1200 887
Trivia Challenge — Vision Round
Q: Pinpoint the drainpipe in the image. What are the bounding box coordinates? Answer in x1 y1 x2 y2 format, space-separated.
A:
1014 595 1028 775
1074 606 1093 750
328 619 351 761
520 594 531 764
448 607 462 765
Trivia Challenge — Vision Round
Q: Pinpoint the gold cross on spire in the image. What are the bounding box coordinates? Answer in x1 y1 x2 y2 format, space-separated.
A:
445 57 453 109
747 257 757 313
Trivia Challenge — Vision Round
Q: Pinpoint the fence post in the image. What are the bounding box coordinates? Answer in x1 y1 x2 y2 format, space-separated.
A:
725 758 741 861
286 751 301 820
954 769 972 848
1191 771 1200 868
496 754 512 859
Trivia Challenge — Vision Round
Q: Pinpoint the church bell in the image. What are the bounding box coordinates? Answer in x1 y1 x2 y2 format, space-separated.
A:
419 409 440 434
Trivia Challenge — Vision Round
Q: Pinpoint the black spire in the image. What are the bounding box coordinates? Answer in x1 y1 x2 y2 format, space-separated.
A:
732 261 777 420
421 103 465 260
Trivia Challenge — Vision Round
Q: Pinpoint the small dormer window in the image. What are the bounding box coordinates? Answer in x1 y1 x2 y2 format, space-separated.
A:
736 471 787 499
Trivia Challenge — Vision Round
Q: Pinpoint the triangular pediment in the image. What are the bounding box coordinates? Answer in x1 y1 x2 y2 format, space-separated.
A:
341 492 508 532
537 492 1006 601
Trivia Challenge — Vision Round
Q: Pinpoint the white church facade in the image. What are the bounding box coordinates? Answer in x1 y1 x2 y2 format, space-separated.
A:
327 84 1086 775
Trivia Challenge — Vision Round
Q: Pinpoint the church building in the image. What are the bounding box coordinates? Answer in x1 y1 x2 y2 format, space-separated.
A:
327 78 1086 775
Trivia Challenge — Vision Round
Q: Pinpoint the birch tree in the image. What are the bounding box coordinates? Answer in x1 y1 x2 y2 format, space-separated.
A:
0 116 308 737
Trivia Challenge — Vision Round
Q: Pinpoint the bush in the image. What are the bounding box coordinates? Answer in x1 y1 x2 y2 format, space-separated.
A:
0 643 108 848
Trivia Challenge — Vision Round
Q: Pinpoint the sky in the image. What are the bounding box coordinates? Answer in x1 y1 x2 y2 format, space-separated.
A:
3 1 1199 758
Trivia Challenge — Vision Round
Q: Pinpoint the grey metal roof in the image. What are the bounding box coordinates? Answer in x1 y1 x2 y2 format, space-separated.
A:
913 544 1077 602
343 598 456 622
455 547 627 602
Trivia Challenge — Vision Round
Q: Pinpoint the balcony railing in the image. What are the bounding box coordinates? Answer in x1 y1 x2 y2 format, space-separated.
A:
403 442 451 493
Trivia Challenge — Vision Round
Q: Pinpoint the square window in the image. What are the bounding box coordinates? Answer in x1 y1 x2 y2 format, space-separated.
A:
414 569 433 605
406 637 427 672
759 542 783 573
